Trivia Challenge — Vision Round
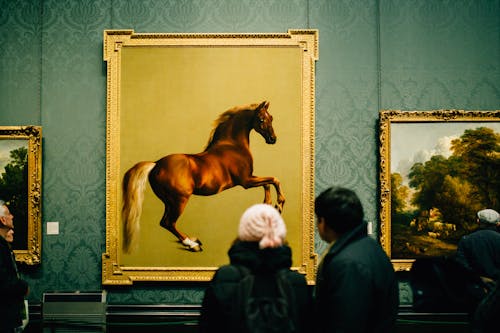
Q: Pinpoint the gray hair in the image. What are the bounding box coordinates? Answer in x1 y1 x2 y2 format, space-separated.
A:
0 200 6 217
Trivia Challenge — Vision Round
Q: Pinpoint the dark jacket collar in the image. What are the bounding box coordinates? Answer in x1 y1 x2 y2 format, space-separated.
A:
477 223 500 232
0 234 9 248
327 222 368 257
228 240 292 272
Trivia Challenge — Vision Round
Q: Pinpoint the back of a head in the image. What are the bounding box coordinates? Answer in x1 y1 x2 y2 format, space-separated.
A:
315 187 364 234
0 199 6 217
477 209 500 226
238 203 287 249
0 200 8 237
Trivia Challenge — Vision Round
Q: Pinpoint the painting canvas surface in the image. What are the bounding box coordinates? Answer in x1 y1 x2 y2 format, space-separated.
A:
390 122 500 259
119 46 303 268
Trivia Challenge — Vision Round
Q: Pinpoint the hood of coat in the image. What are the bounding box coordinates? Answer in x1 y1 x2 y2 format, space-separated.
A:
228 240 292 273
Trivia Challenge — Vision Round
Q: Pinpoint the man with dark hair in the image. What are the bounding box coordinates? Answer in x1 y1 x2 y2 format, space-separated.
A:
0 199 29 333
314 187 399 333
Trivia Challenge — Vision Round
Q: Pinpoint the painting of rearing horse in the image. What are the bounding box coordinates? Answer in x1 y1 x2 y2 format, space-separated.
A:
122 101 285 253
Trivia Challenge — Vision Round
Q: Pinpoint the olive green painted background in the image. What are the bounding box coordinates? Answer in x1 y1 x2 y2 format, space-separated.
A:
0 0 499 304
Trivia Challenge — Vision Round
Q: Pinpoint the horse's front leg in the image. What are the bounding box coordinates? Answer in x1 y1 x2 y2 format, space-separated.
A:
263 184 272 204
242 176 286 213
272 181 285 213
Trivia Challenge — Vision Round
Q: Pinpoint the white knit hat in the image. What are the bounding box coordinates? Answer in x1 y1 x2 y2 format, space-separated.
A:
238 204 286 249
477 209 500 224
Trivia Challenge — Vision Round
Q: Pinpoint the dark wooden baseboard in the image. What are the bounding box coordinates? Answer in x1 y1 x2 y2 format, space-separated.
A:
25 303 473 333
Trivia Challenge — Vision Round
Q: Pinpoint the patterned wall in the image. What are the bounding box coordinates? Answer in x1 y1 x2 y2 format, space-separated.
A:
0 0 499 304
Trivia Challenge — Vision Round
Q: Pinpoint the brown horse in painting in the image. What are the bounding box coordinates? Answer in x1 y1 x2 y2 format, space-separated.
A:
122 101 285 252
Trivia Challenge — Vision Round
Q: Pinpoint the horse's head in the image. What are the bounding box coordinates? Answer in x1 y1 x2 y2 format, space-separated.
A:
253 101 276 144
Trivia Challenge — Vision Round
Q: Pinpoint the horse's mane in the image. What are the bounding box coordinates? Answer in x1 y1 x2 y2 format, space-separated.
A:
204 103 259 151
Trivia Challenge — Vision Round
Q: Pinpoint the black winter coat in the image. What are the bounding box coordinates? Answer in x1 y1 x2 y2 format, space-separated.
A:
199 241 312 333
0 236 28 331
315 223 399 333
455 227 500 281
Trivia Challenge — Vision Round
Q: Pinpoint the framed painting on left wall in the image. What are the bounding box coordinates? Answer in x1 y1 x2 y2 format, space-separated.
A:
0 126 42 264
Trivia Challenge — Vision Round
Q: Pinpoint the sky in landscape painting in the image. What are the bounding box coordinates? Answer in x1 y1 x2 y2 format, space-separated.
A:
391 122 500 185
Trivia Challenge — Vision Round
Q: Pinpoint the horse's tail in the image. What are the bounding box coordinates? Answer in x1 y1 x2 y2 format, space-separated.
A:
122 161 156 253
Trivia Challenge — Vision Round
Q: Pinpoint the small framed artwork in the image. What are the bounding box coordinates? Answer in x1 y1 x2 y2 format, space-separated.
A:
0 126 42 264
379 110 500 271
103 30 318 284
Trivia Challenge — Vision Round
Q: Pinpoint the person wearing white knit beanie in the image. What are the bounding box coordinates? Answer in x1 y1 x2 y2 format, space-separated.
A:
200 203 312 333
238 203 287 249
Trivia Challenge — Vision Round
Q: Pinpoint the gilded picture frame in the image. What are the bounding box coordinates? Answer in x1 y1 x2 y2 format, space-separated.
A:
102 30 318 284
0 126 42 265
379 110 500 271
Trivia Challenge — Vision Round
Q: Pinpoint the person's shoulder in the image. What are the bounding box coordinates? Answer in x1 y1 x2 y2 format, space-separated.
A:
337 234 382 256
478 228 500 236
280 269 308 286
215 264 240 276
208 265 247 303
0 237 9 251
212 264 245 283
327 237 392 270
464 229 500 241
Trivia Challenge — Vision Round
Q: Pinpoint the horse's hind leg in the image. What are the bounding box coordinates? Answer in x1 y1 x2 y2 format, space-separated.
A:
159 198 202 252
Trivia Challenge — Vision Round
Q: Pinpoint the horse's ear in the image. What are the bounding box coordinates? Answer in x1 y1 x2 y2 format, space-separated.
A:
258 101 269 111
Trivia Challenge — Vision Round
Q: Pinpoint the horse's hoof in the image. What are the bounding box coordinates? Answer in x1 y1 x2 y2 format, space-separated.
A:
190 237 202 246
182 237 202 252
189 244 203 252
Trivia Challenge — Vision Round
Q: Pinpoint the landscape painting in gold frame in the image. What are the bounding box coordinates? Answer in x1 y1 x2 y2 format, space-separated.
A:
0 126 42 265
102 30 318 284
379 110 500 271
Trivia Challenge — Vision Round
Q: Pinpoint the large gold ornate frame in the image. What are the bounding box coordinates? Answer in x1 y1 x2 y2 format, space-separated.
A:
379 110 500 271
0 126 42 265
103 30 318 284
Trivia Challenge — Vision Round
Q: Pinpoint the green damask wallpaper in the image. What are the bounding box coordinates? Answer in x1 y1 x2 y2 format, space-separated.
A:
0 0 499 305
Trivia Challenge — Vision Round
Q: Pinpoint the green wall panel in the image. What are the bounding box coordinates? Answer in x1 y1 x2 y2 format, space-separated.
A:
0 0 499 304
380 0 500 110
0 0 42 125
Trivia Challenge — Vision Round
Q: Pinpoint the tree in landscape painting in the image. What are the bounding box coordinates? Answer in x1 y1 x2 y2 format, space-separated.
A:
391 127 500 258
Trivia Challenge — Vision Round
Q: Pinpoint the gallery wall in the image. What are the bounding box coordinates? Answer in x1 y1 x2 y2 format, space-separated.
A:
0 0 499 304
